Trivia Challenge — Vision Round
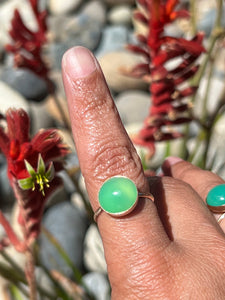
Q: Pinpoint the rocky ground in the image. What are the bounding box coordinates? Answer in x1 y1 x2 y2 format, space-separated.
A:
0 0 225 299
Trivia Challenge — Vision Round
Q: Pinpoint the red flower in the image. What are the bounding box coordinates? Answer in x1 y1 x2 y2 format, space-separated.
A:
0 109 69 251
126 0 205 155
5 0 49 82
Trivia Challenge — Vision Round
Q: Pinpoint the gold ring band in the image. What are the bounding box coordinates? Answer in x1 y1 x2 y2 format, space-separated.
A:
217 213 225 224
94 192 154 222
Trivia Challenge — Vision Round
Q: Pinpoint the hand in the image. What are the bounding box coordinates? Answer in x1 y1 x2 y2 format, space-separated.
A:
62 46 225 299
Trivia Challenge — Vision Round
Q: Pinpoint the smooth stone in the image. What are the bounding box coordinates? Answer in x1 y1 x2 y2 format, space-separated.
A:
46 92 70 125
95 25 130 59
214 48 225 78
44 186 68 208
0 81 28 113
99 177 138 215
82 272 111 300
49 15 102 69
115 90 150 125
208 114 225 177
206 184 225 207
103 0 135 6
28 102 55 134
95 25 130 58
197 9 217 36
0 162 15 208
49 0 82 15
83 224 107 273
197 3 225 37
48 15 73 42
39 202 88 278
0 67 48 102
108 5 132 26
48 42 74 70
72 13 102 50
71 192 87 216
82 0 106 25
192 76 225 172
194 77 225 117
98 51 148 93
35 267 55 297
0 41 4 63
164 23 183 37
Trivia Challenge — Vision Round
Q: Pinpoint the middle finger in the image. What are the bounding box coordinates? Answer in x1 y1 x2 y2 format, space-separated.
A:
162 157 225 229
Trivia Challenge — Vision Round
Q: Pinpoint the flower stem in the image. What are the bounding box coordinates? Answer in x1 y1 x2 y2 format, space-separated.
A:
189 0 224 166
191 0 224 90
47 80 71 131
0 251 57 299
190 0 197 35
25 248 37 300
41 226 83 283
201 59 214 122
0 250 24 275
0 262 29 297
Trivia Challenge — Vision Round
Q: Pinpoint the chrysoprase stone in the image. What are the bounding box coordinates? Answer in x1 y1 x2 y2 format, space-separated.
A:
206 184 225 207
98 176 138 216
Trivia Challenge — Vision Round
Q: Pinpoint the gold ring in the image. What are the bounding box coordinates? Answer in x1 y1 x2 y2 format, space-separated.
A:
93 176 154 222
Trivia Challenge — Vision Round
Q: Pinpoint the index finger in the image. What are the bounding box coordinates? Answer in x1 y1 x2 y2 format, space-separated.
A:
62 46 169 285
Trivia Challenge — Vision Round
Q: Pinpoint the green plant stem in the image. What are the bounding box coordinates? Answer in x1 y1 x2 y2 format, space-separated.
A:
187 129 204 164
0 262 31 299
0 251 56 300
191 0 224 90
47 80 71 131
209 89 225 124
190 85 225 168
41 226 82 283
0 250 24 275
179 124 190 160
39 264 74 300
9 284 28 300
190 0 197 35
52 91 71 131
201 57 214 122
189 0 224 166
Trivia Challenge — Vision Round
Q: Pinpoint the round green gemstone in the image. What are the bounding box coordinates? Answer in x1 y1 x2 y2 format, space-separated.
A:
98 176 138 216
206 184 225 207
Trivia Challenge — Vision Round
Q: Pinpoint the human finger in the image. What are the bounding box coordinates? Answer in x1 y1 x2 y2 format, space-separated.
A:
162 157 225 229
148 174 224 244
62 46 170 294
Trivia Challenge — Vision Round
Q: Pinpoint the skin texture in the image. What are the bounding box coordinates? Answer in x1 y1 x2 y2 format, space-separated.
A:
62 46 225 300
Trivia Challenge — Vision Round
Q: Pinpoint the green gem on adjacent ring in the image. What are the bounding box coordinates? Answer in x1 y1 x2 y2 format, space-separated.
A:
98 176 138 216
206 184 225 212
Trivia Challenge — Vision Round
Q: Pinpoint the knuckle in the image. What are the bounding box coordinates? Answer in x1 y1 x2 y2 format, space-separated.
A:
84 139 142 182
175 164 198 181
163 176 192 195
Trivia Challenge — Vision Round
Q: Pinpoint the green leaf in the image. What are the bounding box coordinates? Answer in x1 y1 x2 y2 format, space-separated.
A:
37 154 46 174
46 162 55 182
9 285 25 300
24 160 36 177
18 177 34 190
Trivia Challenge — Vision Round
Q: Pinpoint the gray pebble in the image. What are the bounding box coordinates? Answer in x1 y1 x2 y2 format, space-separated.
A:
39 201 88 278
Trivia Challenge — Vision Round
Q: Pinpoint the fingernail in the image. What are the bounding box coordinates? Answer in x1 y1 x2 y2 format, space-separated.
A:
62 46 97 79
165 156 183 166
